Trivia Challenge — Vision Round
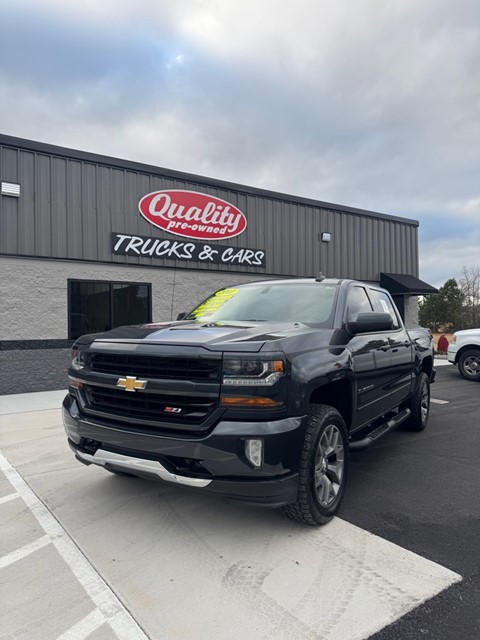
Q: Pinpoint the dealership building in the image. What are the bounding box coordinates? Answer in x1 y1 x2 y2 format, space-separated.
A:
0 134 437 395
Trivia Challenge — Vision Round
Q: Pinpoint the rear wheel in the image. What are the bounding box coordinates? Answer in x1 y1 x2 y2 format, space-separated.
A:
458 350 480 381
283 404 349 526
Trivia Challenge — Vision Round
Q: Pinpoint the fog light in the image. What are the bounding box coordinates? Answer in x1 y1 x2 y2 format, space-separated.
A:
245 438 263 468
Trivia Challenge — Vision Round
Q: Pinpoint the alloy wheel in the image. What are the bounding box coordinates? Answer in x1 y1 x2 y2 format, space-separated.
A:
314 424 345 507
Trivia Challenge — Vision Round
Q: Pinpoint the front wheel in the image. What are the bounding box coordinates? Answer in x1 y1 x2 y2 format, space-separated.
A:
283 404 349 526
458 350 480 381
404 372 430 432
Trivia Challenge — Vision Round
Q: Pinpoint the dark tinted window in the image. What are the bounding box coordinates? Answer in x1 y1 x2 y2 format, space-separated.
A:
113 284 150 327
69 281 151 339
369 289 400 329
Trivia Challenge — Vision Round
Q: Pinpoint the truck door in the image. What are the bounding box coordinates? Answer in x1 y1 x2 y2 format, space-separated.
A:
345 285 392 427
368 288 413 410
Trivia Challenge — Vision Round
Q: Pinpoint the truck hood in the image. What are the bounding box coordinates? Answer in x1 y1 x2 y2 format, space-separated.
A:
75 320 323 353
454 328 480 337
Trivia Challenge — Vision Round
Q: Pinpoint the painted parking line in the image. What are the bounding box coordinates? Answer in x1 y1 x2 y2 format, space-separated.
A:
0 535 51 570
55 608 105 640
431 398 450 405
0 492 19 505
0 451 149 640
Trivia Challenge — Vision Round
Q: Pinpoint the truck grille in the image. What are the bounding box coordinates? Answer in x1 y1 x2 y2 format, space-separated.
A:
84 385 217 425
88 353 221 381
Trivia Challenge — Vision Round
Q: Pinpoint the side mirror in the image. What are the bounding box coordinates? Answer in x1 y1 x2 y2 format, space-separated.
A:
176 312 187 321
346 312 393 335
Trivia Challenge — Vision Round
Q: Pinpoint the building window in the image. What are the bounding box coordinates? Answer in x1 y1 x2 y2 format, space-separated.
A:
68 280 151 340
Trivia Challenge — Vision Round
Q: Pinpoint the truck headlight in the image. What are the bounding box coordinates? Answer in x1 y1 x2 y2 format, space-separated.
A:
71 348 87 371
222 359 284 386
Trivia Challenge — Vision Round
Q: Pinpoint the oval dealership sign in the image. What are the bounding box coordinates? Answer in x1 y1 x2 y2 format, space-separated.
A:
138 190 247 240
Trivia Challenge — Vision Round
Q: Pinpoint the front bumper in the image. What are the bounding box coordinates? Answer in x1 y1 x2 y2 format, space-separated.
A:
447 345 458 364
63 393 305 508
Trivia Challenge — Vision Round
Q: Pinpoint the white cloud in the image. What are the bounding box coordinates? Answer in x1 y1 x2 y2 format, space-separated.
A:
420 235 480 288
445 197 480 218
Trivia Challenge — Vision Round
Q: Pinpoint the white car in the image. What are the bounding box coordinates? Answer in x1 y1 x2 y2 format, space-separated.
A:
448 329 480 381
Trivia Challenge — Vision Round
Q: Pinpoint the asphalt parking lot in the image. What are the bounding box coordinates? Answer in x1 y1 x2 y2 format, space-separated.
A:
0 364 478 640
343 363 480 639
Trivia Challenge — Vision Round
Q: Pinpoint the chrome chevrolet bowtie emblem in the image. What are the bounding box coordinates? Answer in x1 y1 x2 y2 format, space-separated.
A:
116 376 147 392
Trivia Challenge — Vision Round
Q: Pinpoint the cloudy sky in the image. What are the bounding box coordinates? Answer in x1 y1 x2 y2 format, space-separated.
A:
1 0 479 287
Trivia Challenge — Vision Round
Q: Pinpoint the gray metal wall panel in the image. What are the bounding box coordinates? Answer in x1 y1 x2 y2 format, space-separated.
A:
0 193 17 254
0 142 420 280
82 163 97 261
1 146 17 182
0 147 19 254
51 157 67 256
35 154 52 256
66 160 83 259
18 151 35 256
96 165 112 262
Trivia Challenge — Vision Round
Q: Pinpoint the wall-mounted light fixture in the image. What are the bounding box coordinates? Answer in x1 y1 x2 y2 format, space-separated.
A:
1 182 21 197
321 232 331 242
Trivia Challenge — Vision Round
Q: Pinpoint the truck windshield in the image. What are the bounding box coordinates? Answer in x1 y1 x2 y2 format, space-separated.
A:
186 283 338 325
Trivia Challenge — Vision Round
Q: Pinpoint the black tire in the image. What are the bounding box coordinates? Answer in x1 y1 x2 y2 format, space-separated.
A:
458 350 480 382
404 372 430 432
283 404 349 526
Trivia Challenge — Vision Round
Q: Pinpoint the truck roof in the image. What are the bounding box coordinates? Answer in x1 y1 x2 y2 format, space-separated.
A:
238 278 359 287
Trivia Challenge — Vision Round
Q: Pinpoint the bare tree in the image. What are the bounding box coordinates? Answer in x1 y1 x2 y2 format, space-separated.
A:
459 265 480 328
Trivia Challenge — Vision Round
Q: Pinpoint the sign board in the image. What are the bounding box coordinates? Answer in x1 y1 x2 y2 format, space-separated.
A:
138 190 247 240
112 233 266 267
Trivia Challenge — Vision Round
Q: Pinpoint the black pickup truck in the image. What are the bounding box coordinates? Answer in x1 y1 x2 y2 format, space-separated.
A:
63 276 435 526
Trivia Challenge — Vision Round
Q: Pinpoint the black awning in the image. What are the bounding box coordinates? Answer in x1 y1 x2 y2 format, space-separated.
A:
380 273 438 296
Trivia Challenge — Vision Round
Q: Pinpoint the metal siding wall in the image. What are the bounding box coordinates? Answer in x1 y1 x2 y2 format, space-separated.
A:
368 217 376 279
96 165 112 261
413 226 419 276
82 163 97 261
326 209 337 278
51 157 67 256
66 160 83 259
372 217 380 279
35 154 52 255
0 143 420 281
0 147 19 254
18 151 35 256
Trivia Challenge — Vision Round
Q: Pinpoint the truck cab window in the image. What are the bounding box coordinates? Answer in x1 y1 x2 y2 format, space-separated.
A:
369 290 400 329
345 287 373 322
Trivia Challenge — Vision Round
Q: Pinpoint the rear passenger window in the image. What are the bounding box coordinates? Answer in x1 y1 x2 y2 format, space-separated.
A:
345 287 373 322
369 290 400 329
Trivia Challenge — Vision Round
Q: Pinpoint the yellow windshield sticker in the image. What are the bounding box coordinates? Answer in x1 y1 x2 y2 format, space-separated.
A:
191 288 239 318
